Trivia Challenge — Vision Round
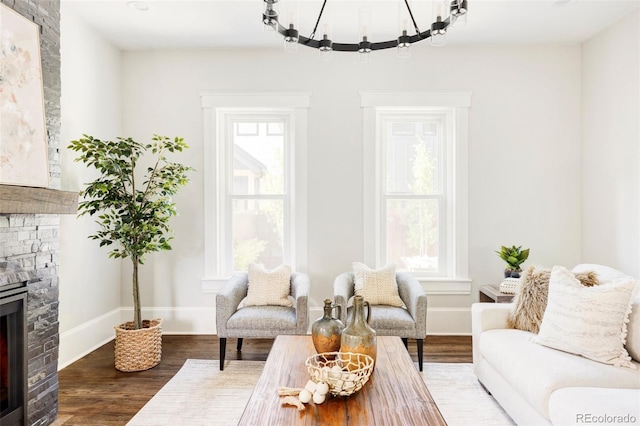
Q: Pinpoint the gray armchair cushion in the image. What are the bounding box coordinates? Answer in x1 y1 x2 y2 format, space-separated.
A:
345 305 417 334
333 270 427 340
216 270 309 338
227 306 297 336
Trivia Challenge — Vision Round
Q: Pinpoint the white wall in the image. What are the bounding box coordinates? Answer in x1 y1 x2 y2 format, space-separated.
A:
118 44 582 335
581 9 640 277
58 5 123 368
56 6 640 368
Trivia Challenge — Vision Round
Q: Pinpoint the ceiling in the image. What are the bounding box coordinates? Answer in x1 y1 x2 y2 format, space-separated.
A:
62 0 640 51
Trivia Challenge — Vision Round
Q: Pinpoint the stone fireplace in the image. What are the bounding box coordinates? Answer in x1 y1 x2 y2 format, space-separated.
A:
0 275 27 425
0 1 76 425
0 213 74 426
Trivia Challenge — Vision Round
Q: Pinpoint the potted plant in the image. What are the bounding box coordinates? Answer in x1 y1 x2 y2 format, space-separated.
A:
495 245 530 278
68 134 193 371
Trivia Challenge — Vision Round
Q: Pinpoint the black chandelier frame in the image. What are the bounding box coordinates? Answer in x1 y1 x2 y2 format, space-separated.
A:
262 0 468 52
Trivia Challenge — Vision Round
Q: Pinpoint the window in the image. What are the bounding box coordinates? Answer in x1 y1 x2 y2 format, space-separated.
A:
228 117 287 271
381 112 449 276
201 93 310 290
362 92 471 293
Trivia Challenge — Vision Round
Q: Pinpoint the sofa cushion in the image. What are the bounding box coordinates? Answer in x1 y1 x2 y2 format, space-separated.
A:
572 263 629 284
548 387 640 426
480 328 640 420
533 266 637 369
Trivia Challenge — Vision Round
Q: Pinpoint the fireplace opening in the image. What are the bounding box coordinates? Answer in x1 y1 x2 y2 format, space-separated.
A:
0 286 27 426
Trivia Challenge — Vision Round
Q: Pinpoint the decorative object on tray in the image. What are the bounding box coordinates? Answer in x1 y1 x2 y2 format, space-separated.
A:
499 277 521 294
312 298 344 353
277 379 331 410
305 351 374 397
340 295 377 366
496 245 530 278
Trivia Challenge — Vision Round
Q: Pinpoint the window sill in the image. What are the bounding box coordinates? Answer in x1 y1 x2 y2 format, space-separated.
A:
201 277 231 294
203 277 471 295
417 278 472 295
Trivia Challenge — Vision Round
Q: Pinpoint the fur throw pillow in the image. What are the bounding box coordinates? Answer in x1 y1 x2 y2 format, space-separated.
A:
507 265 599 333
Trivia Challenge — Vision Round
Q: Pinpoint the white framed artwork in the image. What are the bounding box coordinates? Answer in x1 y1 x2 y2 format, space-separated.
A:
0 3 49 188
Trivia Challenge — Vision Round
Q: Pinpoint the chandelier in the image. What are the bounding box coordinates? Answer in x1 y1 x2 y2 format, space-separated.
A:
262 0 468 58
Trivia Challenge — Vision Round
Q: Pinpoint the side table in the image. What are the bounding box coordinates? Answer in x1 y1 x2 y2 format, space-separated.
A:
479 284 514 303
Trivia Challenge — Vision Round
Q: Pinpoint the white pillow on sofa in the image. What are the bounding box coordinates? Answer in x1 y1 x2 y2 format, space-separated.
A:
625 294 640 362
571 263 628 283
572 264 640 363
534 265 638 369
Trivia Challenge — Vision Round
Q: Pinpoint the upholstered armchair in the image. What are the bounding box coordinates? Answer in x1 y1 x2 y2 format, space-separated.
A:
215 271 309 370
333 271 427 371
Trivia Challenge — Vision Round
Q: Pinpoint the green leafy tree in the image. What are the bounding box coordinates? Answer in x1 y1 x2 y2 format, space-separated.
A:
68 134 193 329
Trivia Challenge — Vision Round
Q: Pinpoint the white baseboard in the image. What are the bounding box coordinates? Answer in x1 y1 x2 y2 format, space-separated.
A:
58 308 120 370
120 306 217 334
427 307 471 335
310 306 471 335
59 305 470 370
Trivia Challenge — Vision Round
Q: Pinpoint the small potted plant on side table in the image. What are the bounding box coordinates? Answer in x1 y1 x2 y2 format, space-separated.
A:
496 245 530 278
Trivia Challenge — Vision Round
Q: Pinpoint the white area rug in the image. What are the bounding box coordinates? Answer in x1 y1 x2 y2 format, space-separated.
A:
424 363 514 426
128 360 514 426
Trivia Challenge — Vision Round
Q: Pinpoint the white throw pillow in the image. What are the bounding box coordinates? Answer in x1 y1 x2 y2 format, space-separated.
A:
626 294 640 362
352 262 404 307
533 265 638 369
243 264 293 308
572 264 640 362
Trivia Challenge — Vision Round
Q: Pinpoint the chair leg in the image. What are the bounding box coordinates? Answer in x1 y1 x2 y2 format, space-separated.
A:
220 338 226 371
237 338 243 351
401 338 408 348
417 339 424 372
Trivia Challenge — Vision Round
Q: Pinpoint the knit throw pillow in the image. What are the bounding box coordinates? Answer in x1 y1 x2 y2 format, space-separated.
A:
532 266 638 369
507 265 599 333
352 262 404 307
243 264 293 307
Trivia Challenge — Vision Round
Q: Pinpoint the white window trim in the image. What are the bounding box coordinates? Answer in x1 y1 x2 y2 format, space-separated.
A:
200 92 311 293
361 91 472 295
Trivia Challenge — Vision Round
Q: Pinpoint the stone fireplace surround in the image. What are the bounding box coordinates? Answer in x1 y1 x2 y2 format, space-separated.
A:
1 270 28 425
0 1 71 425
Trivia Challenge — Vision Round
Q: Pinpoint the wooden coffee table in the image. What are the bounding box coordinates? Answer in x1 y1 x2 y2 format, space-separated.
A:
238 335 446 425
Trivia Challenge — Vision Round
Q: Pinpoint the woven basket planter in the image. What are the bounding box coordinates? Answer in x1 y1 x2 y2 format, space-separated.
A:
114 318 162 372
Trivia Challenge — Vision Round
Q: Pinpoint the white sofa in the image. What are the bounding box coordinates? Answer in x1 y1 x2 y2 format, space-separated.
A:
472 264 640 425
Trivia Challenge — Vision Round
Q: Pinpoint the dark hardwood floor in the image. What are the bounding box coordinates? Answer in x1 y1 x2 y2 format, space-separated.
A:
55 335 471 425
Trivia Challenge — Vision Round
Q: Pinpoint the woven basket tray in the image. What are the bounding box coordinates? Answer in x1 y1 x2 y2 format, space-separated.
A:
114 318 162 372
305 352 374 397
